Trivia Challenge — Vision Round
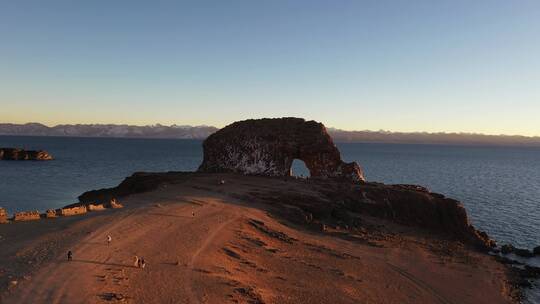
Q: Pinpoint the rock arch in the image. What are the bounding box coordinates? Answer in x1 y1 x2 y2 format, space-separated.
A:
198 118 365 182
290 159 310 177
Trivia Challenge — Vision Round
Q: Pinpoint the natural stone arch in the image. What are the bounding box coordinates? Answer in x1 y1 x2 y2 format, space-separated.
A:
198 118 364 182
290 159 310 177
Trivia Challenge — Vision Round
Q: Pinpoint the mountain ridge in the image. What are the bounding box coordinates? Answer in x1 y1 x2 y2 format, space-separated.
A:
0 123 218 139
1 122 539 146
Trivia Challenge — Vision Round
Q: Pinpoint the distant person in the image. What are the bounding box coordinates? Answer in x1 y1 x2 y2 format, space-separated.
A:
140 257 146 269
67 250 73 261
134 255 139 268
107 235 112 246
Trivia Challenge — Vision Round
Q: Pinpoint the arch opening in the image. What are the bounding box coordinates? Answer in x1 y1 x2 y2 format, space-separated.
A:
290 159 311 178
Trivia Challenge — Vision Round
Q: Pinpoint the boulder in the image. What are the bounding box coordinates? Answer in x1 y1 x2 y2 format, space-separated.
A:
198 118 364 183
108 198 123 209
45 209 57 218
0 208 8 223
0 148 53 160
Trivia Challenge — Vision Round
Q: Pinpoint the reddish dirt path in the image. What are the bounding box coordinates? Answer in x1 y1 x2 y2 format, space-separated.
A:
3 175 513 304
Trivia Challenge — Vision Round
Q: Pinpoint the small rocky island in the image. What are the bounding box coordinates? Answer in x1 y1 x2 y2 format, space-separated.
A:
0 148 53 161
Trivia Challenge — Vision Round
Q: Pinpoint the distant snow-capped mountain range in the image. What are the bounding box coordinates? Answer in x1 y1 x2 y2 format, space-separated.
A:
1 123 539 146
0 123 218 139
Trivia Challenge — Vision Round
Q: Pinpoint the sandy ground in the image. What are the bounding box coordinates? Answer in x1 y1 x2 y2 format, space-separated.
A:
0 174 514 304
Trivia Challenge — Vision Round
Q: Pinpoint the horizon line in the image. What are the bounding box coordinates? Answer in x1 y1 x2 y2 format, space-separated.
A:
1 121 539 139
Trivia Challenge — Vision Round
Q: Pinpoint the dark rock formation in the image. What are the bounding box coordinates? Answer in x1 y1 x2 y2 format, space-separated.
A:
501 244 515 255
262 179 495 250
198 118 364 183
0 148 53 160
522 265 540 279
500 244 535 258
534 246 540 255
77 172 191 205
514 248 535 258
510 265 540 290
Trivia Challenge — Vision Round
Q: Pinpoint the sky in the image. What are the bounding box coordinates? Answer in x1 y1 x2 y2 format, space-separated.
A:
1 1 539 136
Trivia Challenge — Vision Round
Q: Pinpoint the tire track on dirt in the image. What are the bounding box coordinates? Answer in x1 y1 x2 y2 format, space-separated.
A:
186 203 241 304
385 262 455 304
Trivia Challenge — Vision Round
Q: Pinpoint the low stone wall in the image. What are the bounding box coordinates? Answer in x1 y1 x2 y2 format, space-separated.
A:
0 198 123 224
13 211 41 221
60 205 87 217
0 208 8 223
88 203 106 211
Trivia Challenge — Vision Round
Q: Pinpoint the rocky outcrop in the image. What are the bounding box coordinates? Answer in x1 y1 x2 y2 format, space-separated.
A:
534 246 540 255
357 184 495 248
500 244 535 257
0 148 53 160
0 208 8 223
108 199 123 209
78 171 495 250
257 179 495 250
13 211 41 221
198 118 364 183
78 172 190 204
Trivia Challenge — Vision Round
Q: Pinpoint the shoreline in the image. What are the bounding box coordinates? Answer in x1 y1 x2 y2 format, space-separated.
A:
0 172 527 303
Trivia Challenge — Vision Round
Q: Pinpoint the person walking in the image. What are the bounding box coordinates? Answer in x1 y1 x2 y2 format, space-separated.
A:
107 235 112 246
140 257 146 269
134 255 139 268
67 250 73 261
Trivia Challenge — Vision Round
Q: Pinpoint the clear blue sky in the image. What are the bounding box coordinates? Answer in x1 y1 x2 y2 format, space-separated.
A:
1 1 539 135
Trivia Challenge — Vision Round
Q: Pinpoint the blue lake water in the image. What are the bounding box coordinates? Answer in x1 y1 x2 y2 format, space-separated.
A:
1 136 539 249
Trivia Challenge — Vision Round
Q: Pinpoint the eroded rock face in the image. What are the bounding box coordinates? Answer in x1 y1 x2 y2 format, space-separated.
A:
0 148 53 160
198 118 364 182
